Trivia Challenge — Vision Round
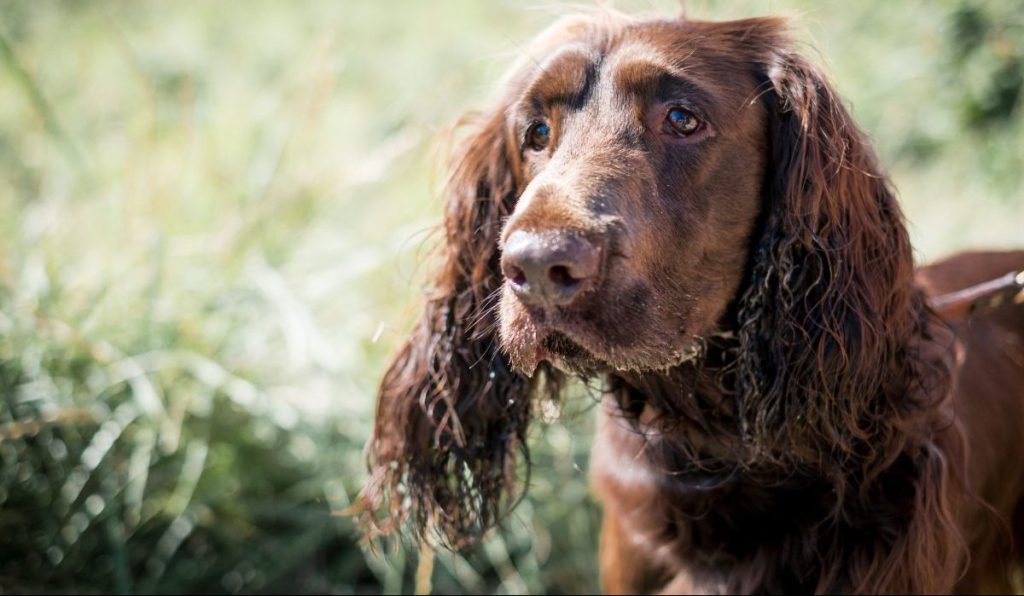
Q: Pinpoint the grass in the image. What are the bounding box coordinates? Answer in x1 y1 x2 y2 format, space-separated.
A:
0 0 1020 594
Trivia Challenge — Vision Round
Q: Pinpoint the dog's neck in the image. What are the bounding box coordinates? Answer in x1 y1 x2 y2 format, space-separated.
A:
603 295 958 484
606 333 754 479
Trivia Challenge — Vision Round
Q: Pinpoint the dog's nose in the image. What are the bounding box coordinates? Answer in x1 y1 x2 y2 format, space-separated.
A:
501 230 601 306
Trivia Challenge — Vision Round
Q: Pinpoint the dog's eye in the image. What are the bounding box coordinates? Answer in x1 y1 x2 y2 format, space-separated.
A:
665 107 702 136
525 121 551 151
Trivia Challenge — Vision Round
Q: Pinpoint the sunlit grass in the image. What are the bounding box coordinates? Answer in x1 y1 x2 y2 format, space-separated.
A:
0 0 1020 593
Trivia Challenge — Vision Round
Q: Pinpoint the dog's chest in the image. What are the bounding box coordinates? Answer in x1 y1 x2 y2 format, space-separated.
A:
590 400 906 592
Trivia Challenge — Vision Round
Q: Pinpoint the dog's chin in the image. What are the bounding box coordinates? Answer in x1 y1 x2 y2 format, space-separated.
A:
498 306 708 378
497 316 605 376
539 331 606 376
497 281 720 376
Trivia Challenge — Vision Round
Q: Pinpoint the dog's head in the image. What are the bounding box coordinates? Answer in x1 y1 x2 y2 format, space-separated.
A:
358 12 921 546
495 16 775 376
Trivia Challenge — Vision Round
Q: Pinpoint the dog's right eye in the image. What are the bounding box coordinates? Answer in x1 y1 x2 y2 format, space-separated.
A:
525 121 551 151
665 106 702 136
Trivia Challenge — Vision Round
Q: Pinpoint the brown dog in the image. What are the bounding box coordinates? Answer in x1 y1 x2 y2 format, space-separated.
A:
358 12 1024 594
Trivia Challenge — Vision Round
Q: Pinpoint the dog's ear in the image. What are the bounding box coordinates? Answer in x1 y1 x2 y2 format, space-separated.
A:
712 21 965 593
734 30 926 468
356 107 558 547
354 12 607 549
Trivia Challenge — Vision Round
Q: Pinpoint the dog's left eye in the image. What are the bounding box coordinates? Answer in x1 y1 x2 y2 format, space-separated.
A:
665 107 702 136
525 121 551 151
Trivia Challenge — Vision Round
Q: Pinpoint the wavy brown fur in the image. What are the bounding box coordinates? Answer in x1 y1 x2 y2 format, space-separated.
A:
357 11 1024 593
356 107 564 546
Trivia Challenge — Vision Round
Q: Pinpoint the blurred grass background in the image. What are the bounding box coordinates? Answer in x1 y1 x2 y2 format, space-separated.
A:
0 0 1020 593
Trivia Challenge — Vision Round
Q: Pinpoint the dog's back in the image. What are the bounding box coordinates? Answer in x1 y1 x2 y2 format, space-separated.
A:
918 250 1024 592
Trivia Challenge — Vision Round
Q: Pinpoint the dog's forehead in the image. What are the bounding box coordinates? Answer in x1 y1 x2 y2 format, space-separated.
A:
513 19 758 105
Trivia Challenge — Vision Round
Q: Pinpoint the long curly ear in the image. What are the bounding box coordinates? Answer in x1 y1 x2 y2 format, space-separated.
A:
356 109 558 547
734 40 926 470
725 24 966 593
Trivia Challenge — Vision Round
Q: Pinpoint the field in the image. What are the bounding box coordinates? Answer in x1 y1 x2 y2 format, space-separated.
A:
0 0 1021 593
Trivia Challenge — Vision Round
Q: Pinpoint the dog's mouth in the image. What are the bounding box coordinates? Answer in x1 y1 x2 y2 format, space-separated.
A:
537 330 606 375
499 279 712 376
542 331 589 360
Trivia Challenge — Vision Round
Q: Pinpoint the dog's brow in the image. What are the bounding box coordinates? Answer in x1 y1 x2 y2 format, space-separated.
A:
521 47 594 109
610 59 709 104
613 59 673 90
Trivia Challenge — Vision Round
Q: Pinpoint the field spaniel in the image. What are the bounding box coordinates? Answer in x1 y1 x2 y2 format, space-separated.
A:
357 12 1024 594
